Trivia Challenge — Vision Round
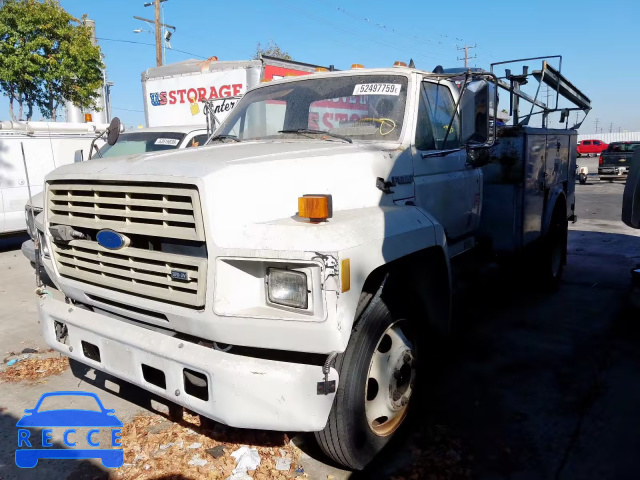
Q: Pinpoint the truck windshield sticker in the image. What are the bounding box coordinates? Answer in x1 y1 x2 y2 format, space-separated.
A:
154 138 180 146
353 84 401 96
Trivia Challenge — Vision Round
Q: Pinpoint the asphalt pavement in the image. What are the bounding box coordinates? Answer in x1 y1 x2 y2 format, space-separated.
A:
1 178 639 479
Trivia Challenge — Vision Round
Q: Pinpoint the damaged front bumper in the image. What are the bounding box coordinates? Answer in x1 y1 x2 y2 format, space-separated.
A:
39 295 338 432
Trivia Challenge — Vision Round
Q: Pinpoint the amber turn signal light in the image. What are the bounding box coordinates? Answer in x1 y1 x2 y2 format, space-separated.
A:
351 63 364 69
84 113 92 122
298 194 332 222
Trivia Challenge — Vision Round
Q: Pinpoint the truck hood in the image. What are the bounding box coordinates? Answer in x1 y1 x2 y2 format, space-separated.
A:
48 140 391 179
46 139 411 250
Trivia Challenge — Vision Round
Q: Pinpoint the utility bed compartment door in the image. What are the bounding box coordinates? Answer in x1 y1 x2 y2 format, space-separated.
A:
545 134 570 186
523 134 546 245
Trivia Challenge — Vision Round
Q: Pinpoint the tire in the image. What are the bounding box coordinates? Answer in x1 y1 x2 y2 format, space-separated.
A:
315 292 418 470
579 173 587 185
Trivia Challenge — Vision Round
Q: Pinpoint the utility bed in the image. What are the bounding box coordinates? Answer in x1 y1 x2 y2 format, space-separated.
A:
478 126 576 254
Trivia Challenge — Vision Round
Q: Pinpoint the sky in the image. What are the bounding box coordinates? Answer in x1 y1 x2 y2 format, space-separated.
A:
2 0 639 133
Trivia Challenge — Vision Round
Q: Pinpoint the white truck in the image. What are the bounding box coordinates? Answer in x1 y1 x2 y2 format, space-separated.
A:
0 121 111 235
34 57 590 469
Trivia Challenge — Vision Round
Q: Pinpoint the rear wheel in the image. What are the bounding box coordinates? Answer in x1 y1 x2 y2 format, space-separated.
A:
315 294 418 470
579 173 587 184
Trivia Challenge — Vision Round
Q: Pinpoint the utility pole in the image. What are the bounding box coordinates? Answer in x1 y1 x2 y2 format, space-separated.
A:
457 44 477 68
609 122 613 133
154 0 161 66
594 118 600 134
143 0 168 66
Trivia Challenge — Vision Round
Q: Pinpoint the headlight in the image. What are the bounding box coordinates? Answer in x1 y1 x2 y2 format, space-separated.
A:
266 268 308 309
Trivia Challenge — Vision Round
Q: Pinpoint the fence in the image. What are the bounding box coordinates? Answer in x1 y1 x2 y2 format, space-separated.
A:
578 132 640 143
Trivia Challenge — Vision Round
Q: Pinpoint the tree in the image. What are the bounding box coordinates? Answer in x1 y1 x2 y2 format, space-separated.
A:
0 0 104 121
253 40 292 61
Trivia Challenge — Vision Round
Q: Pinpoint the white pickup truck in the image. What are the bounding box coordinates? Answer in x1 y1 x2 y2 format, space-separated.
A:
34 58 589 469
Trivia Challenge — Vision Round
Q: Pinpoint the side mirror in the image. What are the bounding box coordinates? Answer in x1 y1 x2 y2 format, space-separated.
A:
106 117 122 146
73 150 84 163
460 79 497 147
622 149 640 228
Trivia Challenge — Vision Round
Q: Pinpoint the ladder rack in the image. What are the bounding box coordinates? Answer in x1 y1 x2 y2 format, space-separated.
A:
490 55 591 129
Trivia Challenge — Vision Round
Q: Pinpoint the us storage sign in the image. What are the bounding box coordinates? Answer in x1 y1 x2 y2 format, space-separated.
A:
144 69 247 127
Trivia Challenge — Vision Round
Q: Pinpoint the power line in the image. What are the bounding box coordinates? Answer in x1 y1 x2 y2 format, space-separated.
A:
274 0 451 65
322 1 464 48
96 37 206 59
112 106 145 113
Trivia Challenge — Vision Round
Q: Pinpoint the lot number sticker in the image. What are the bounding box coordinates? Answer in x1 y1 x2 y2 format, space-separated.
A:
154 138 180 146
353 83 401 96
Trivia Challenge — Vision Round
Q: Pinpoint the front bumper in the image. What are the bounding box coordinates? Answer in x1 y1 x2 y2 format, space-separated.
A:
39 295 338 432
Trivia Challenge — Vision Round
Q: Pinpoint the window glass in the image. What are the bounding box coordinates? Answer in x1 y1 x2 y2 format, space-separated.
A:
415 82 461 150
583 140 591 145
608 142 640 152
215 75 408 142
97 132 185 158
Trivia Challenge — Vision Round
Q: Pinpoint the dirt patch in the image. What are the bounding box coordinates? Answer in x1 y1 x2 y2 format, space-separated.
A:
112 411 303 479
0 355 69 383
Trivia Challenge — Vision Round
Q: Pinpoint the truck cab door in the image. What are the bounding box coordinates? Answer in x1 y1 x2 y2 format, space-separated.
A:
412 81 481 245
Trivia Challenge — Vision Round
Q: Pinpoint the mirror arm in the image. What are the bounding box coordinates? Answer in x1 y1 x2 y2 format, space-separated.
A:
87 131 106 160
442 72 470 148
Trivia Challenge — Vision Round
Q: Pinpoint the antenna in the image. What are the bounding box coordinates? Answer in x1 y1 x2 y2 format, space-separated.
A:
20 142 42 288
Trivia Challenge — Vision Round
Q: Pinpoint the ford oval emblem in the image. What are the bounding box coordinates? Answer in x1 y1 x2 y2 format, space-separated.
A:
96 230 130 250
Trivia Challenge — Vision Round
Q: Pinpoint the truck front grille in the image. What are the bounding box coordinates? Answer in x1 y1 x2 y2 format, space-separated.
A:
47 181 207 308
48 182 205 241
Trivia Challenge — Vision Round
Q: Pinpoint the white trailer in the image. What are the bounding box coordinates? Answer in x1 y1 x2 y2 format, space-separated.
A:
0 121 108 235
141 55 330 128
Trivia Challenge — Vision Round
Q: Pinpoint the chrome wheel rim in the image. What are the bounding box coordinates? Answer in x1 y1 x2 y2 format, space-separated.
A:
365 320 416 436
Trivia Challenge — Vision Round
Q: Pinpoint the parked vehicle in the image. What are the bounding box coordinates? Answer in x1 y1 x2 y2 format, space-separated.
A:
598 141 640 181
142 55 331 129
0 121 110 235
22 125 208 267
34 57 589 470
577 138 607 157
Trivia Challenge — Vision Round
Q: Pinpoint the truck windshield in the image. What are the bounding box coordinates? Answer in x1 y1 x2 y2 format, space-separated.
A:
97 131 186 158
606 142 640 153
215 74 408 142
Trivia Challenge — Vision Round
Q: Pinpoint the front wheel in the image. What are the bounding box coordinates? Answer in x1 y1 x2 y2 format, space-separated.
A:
315 296 418 470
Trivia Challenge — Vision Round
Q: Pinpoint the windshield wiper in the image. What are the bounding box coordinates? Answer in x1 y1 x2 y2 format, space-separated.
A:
207 134 240 143
278 129 352 144
421 148 464 158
